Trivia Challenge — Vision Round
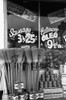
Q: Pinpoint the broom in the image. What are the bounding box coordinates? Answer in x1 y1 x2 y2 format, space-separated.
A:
25 48 32 92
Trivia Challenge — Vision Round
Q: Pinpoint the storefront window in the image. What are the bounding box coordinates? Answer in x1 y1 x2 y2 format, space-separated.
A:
2 1 66 99
7 0 38 48
40 1 66 49
7 0 66 49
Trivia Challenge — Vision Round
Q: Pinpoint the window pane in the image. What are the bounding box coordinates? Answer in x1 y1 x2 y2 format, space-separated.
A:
7 0 38 48
40 1 66 49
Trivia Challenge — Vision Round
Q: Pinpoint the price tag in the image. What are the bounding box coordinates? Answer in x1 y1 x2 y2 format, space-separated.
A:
14 82 24 90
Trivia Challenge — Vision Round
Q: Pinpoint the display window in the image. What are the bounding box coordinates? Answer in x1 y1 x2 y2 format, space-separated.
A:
40 2 66 49
7 0 38 48
2 0 66 100
6 0 66 49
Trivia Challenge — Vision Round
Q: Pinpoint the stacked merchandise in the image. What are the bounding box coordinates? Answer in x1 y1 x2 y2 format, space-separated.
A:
0 48 65 100
38 49 63 99
59 50 66 98
39 70 63 99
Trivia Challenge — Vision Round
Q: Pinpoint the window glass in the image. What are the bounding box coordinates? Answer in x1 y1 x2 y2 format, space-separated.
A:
40 1 66 49
7 0 38 48
7 0 66 49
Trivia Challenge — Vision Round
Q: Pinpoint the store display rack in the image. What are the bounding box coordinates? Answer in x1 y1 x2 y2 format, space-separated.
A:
0 48 66 100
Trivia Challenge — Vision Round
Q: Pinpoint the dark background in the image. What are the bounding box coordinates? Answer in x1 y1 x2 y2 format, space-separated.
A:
8 0 66 16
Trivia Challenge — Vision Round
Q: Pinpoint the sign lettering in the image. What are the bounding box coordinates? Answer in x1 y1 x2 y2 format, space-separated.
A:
8 28 38 45
41 27 59 49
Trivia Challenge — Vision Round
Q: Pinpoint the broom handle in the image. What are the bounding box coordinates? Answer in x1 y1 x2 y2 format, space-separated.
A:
21 62 23 82
8 63 11 93
18 62 21 82
36 62 40 91
33 62 37 92
26 63 31 92
16 63 18 83
10 63 13 94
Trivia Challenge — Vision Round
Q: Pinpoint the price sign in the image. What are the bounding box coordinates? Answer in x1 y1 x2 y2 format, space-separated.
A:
18 33 37 44
40 27 61 49
8 28 38 48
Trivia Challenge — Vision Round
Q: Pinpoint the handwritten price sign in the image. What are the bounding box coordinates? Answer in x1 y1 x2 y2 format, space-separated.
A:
40 27 62 49
18 33 37 44
8 28 38 48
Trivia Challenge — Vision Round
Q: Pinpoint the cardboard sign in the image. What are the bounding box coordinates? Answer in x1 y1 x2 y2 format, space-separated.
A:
22 9 37 22
9 95 18 100
48 9 65 24
7 1 37 22
7 1 25 16
14 83 24 90
29 92 44 100
20 94 28 100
